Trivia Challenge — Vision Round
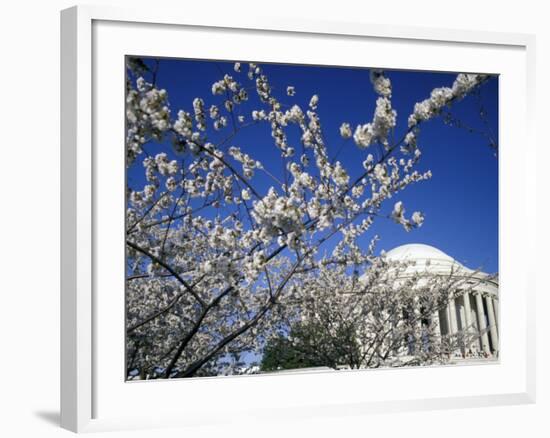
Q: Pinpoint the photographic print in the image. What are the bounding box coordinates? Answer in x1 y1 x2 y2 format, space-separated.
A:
125 57 498 380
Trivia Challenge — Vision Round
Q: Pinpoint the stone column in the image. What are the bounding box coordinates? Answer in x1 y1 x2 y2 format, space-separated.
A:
432 310 442 337
475 292 491 355
485 296 499 354
457 298 466 356
429 309 442 353
493 297 499 327
448 297 459 356
448 298 458 335
463 292 473 355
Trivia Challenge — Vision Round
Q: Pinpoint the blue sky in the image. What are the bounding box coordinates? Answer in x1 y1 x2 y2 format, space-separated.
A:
127 57 498 273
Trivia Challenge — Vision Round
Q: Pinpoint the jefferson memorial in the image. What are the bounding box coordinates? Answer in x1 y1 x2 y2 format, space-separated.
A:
384 243 499 358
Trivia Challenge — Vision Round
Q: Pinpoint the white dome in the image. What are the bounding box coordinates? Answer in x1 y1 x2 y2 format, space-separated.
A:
382 243 470 276
385 243 457 265
361 243 497 296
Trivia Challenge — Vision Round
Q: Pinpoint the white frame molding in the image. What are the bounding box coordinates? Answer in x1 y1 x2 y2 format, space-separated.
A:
60 5 536 433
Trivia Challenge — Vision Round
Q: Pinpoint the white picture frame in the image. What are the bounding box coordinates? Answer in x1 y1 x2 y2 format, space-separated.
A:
60 4 536 433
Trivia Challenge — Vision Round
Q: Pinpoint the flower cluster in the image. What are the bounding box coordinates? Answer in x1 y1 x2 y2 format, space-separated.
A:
391 201 424 231
126 77 171 164
252 187 304 245
353 71 397 148
408 73 487 127
211 74 239 95
370 69 392 97
339 122 352 139
228 146 262 180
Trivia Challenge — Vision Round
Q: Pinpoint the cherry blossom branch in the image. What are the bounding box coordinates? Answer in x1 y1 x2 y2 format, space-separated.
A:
174 256 303 378
163 284 235 377
128 198 218 234
126 240 207 307
127 273 207 334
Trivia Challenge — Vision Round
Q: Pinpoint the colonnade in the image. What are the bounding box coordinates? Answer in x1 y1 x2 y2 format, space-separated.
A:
435 291 499 356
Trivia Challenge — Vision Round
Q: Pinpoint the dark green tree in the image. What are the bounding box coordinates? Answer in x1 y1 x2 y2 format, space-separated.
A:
260 334 322 371
260 319 362 372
